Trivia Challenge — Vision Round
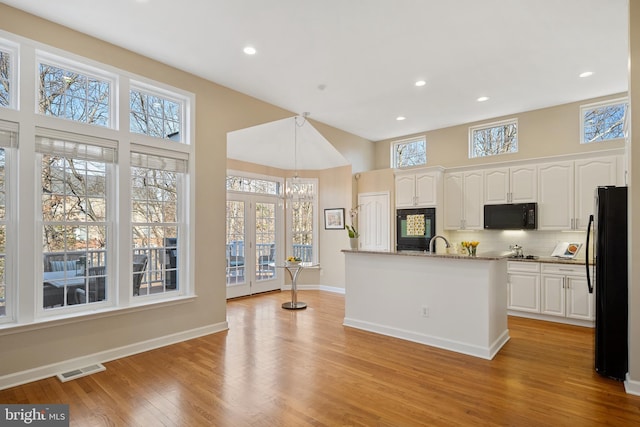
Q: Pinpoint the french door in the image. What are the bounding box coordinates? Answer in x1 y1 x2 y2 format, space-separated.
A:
226 194 283 298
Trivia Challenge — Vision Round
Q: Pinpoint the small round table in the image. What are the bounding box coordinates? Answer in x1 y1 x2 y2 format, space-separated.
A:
279 262 317 310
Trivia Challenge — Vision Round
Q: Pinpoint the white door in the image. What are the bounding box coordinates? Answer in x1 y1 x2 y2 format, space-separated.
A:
444 172 464 230
566 276 594 320
395 175 416 208
574 157 618 229
226 194 283 299
359 192 390 251
484 168 510 204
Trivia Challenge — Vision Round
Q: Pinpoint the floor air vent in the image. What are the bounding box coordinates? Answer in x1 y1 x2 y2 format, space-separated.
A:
57 363 106 382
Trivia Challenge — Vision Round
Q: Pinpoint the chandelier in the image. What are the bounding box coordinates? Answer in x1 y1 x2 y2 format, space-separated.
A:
285 113 315 201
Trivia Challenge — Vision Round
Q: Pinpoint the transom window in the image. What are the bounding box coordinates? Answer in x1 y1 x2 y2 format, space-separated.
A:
392 137 426 168
0 48 12 109
580 98 627 144
226 175 280 195
130 87 183 141
469 119 518 158
37 60 112 127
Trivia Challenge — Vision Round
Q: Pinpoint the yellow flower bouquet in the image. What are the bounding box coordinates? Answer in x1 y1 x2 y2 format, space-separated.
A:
461 241 479 256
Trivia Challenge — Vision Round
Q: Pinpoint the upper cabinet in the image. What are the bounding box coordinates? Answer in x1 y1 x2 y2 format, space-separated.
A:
537 161 575 230
537 156 619 230
444 170 484 230
395 168 442 208
484 165 537 204
574 157 619 229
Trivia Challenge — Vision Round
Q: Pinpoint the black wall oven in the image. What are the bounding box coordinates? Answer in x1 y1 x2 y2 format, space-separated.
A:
396 208 436 252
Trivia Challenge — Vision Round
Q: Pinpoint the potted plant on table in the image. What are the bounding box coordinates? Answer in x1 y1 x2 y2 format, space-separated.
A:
347 207 360 250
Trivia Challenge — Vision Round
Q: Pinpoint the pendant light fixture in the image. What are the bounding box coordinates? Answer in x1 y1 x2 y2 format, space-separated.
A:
285 113 315 201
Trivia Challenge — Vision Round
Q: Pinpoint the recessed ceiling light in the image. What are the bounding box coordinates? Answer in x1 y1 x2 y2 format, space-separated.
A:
243 46 257 55
579 71 594 78
415 80 426 87
396 116 406 121
477 96 490 102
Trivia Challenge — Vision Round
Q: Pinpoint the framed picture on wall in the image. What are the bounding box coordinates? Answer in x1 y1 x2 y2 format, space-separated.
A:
324 208 345 230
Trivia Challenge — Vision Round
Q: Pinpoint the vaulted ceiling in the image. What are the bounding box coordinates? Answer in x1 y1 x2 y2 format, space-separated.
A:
2 0 628 144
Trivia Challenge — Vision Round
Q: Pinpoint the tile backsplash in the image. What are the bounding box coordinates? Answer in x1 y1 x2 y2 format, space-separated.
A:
445 229 590 260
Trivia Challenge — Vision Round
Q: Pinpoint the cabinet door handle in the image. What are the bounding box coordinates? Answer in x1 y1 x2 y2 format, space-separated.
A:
562 277 565 289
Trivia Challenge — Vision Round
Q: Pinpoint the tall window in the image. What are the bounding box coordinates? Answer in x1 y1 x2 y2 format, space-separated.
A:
286 178 317 263
469 119 518 158
0 120 16 321
130 87 183 141
37 58 112 127
581 98 627 144
38 130 116 310
392 137 426 168
131 148 186 297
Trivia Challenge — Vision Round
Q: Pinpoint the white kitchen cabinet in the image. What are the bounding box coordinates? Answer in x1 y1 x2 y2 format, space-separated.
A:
540 264 594 321
574 157 618 229
507 261 540 313
537 161 574 230
538 157 620 231
395 170 440 208
484 165 537 204
444 170 483 230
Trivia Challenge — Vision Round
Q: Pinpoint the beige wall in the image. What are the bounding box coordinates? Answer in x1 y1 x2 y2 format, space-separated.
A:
374 95 627 170
0 4 370 377
628 0 639 388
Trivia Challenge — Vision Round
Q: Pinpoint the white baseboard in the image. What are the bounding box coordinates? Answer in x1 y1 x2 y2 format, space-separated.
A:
507 310 595 328
625 374 640 396
343 317 509 360
282 284 345 294
0 321 228 391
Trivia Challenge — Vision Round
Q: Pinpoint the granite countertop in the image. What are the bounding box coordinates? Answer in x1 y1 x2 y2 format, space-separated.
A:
342 249 592 264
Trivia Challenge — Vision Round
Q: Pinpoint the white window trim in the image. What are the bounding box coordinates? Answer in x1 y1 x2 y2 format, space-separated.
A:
579 97 628 144
468 118 518 159
0 127 17 324
391 136 427 169
35 50 118 129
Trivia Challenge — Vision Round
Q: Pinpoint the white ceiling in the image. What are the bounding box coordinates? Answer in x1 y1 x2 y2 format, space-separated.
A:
228 116 349 170
2 0 629 144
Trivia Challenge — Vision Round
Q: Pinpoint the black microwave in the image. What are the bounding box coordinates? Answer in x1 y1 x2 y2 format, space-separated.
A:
484 203 537 230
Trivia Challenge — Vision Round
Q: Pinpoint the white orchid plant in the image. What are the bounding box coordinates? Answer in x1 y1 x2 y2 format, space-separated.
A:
346 206 360 238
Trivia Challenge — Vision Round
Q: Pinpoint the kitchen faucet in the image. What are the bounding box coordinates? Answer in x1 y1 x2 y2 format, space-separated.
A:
429 235 451 253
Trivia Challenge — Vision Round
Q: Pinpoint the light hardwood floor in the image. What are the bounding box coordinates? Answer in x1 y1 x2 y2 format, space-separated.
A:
1 290 639 426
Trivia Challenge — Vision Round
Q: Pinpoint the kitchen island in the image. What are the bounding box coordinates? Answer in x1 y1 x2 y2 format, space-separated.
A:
343 250 509 360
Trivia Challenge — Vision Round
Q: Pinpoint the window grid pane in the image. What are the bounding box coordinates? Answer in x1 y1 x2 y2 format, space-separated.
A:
132 166 181 296
42 152 109 309
292 200 313 262
394 139 426 168
130 89 183 141
0 50 11 108
38 63 111 127
470 121 518 158
582 101 626 143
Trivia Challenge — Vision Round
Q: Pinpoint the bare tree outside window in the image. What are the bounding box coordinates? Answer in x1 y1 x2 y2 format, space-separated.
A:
581 99 627 143
393 138 426 168
469 120 518 158
130 89 181 141
38 63 110 126
0 51 10 108
132 166 179 296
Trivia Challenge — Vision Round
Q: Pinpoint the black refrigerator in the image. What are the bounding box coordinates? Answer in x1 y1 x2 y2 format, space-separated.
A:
586 186 628 381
